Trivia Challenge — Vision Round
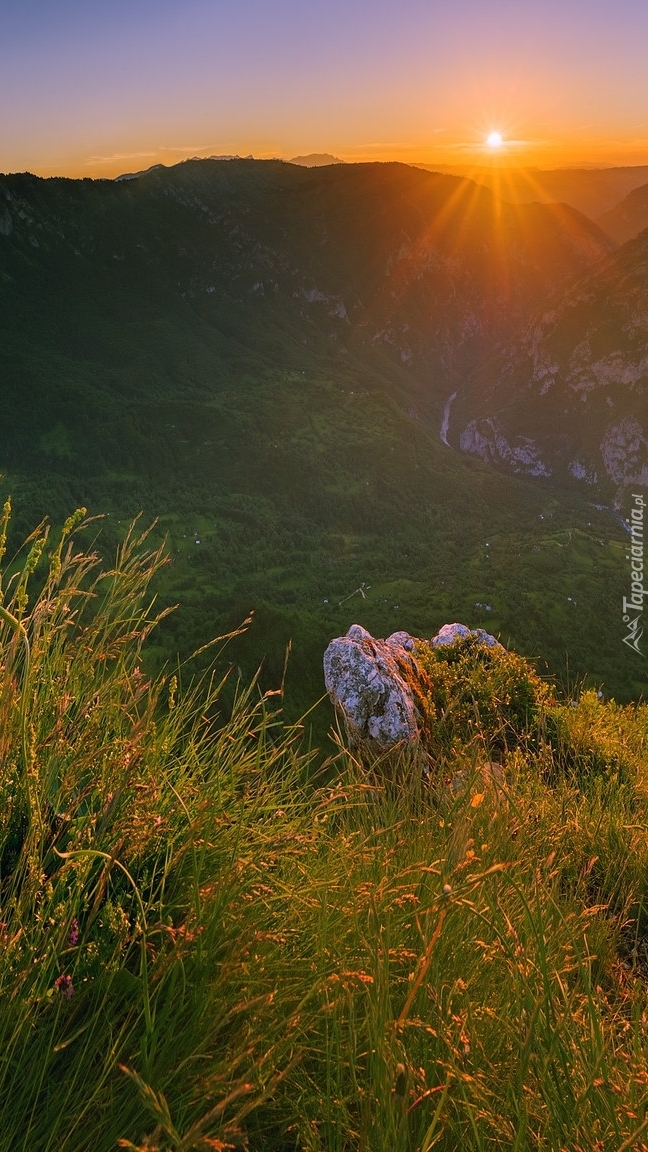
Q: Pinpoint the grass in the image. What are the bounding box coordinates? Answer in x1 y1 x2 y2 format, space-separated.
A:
1 507 648 1149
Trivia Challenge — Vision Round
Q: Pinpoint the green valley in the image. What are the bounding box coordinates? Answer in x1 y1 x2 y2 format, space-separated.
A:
0 159 642 741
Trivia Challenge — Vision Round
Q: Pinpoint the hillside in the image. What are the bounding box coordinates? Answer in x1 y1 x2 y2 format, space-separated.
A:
0 159 639 712
1 526 648 1150
599 181 648 243
0 159 612 403
428 163 648 220
453 227 648 498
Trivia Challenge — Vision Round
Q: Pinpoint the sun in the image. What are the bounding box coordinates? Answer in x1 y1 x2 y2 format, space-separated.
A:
486 131 503 148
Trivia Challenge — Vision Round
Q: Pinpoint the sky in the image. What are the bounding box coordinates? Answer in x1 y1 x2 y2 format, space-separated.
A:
3 0 648 178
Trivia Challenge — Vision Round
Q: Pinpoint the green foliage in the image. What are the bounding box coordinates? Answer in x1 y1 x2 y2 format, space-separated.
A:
0 159 640 727
415 634 553 758
542 688 646 782
1 160 647 1148
0 510 647 1149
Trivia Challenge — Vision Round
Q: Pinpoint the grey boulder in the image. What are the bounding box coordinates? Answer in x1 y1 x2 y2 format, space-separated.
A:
323 624 421 750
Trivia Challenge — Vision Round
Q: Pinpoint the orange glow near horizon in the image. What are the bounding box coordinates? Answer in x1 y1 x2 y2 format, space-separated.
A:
3 3 648 180
10 104 648 183
27 127 648 183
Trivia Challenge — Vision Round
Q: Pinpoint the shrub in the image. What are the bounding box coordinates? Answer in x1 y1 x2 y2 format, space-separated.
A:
414 633 553 759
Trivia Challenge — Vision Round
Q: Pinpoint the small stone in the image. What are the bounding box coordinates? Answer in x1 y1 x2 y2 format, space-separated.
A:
432 622 501 649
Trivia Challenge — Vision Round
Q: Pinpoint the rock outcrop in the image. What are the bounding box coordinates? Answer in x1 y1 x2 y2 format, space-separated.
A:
323 622 500 753
322 625 420 751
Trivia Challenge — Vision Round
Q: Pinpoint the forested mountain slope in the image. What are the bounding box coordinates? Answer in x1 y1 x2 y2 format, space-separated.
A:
454 227 648 495
0 160 637 715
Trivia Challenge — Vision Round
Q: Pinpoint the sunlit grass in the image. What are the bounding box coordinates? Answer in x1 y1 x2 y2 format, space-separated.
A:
0 506 647 1149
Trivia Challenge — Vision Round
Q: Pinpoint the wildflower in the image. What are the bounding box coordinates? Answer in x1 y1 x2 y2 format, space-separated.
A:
68 918 79 946
54 974 74 999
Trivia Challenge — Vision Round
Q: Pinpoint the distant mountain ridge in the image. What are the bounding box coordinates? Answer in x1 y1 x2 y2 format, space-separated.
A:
0 158 613 444
115 154 257 181
289 153 344 166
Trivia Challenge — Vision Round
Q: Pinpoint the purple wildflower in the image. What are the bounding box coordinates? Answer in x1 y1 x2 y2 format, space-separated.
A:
68 918 79 947
54 974 74 1000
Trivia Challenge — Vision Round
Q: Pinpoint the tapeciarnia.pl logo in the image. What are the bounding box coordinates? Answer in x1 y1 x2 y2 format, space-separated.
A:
622 492 646 656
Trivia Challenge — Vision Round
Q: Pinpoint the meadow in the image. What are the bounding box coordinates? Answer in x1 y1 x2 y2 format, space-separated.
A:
1 507 648 1150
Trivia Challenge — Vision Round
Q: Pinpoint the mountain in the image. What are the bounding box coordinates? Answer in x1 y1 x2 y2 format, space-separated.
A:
115 155 257 181
598 181 648 244
0 159 638 711
0 158 612 453
288 153 344 166
426 164 648 220
453 227 648 494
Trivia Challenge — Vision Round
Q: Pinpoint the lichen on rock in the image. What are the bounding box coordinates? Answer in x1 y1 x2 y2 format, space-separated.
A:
322 624 422 751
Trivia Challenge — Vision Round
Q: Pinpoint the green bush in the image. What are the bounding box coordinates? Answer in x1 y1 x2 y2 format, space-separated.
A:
415 634 553 759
